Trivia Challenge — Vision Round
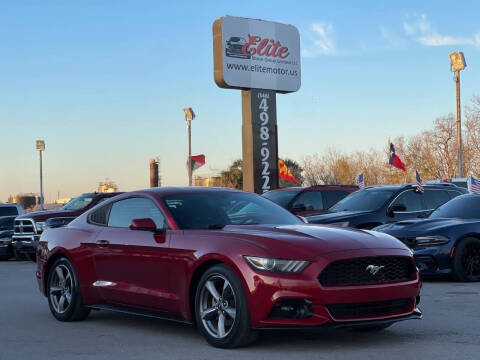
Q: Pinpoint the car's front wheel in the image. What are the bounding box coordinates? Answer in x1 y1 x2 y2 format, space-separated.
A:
452 237 480 282
47 258 90 321
195 264 257 348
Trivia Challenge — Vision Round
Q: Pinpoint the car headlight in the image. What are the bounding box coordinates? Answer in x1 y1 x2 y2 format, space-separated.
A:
415 235 450 246
0 237 11 245
36 222 46 233
331 221 349 228
244 256 309 273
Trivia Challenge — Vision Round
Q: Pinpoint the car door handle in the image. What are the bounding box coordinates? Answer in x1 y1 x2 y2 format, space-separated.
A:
96 240 110 248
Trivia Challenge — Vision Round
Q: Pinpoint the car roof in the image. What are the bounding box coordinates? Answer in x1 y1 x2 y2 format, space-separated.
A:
117 187 244 198
362 183 466 191
265 185 358 193
0 203 21 207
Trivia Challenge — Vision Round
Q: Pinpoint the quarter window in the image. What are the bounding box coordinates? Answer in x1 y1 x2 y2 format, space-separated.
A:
108 198 167 229
89 204 111 226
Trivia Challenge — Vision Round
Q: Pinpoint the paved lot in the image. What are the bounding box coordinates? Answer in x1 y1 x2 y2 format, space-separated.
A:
0 261 479 360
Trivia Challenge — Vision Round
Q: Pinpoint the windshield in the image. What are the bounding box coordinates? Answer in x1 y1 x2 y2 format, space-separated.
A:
262 190 301 207
61 194 95 211
330 189 395 212
430 195 480 219
163 191 302 230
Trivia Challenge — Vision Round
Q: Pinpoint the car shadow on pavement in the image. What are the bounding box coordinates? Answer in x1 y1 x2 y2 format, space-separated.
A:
84 310 429 350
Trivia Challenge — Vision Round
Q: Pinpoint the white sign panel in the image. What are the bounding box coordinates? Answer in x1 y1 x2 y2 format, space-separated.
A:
213 16 301 93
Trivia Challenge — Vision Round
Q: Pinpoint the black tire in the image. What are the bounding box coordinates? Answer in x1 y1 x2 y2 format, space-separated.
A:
194 264 257 348
351 323 393 332
452 237 480 282
47 258 90 321
13 248 27 261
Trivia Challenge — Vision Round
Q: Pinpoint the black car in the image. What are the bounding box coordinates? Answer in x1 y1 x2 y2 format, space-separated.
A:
225 37 251 59
262 185 358 217
306 183 468 229
374 194 480 281
0 216 16 260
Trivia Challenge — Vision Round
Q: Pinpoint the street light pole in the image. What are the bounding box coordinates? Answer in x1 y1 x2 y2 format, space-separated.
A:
455 70 462 178
183 108 195 186
187 118 192 186
36 140 45 209
449 51 466 178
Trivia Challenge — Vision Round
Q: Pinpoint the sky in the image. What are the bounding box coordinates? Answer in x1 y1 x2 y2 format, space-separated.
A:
1 0 480 202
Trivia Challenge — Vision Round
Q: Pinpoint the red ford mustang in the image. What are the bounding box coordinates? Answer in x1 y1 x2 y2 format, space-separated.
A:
36 187 422 348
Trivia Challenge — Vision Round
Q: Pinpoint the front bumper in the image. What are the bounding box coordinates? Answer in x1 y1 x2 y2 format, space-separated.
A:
0 240 13 257
12 235 40 255
242 249 422 329
257 309 423 330
413 246 453 276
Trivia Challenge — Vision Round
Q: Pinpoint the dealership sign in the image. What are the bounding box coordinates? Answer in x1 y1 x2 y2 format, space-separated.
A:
213 16 301 93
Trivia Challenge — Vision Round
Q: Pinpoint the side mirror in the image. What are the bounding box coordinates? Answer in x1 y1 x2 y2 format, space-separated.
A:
129 218 157 232
388 204 407 216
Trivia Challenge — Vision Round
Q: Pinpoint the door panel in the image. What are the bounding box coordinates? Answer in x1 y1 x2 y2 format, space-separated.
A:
93 227 178 312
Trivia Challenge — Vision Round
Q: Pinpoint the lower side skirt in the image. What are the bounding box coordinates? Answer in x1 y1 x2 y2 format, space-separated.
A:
86 304 191 325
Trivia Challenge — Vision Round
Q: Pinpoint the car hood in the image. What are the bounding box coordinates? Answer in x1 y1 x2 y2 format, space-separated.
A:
218 224 407 259
15 209 78 222
375 217 478 234
305 210 373 224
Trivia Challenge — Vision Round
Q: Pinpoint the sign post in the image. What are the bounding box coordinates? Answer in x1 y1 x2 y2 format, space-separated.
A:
213 15 301 194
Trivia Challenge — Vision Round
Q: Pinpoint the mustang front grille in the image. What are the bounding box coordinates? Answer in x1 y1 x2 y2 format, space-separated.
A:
327 298 413 319
318 256 415 286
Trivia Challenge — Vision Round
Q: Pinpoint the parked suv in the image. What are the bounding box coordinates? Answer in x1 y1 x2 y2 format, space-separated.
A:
306 183 468 229
262 185 358 217
0 215 16 260
12 192 121 261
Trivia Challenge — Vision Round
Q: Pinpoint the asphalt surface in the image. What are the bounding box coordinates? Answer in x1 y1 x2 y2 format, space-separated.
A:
1 261 479 360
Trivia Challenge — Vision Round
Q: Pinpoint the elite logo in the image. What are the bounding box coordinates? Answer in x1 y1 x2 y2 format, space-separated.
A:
366 264 385 276
242 35 290 58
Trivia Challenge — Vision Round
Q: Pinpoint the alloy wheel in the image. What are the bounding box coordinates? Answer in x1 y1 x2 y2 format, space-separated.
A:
462 242 480 278
49 264 73 314
198 274 237 339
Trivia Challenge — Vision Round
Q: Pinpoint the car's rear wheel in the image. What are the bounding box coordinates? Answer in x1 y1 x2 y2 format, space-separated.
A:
452 237 480 282
47 258 90 321
195 264 257 348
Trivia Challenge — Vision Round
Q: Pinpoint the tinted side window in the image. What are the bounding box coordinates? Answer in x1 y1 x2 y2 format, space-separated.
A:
424 190 450 209
108 198 166 229
89 204 111 226
448 190 463 200
392 190 423 211
0 207 19 216
323 191 350 208
291 191 324 211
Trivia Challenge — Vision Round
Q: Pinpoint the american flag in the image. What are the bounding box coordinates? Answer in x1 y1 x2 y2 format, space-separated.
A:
358 173 365 188
416 170 424 194
470 176 480 194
